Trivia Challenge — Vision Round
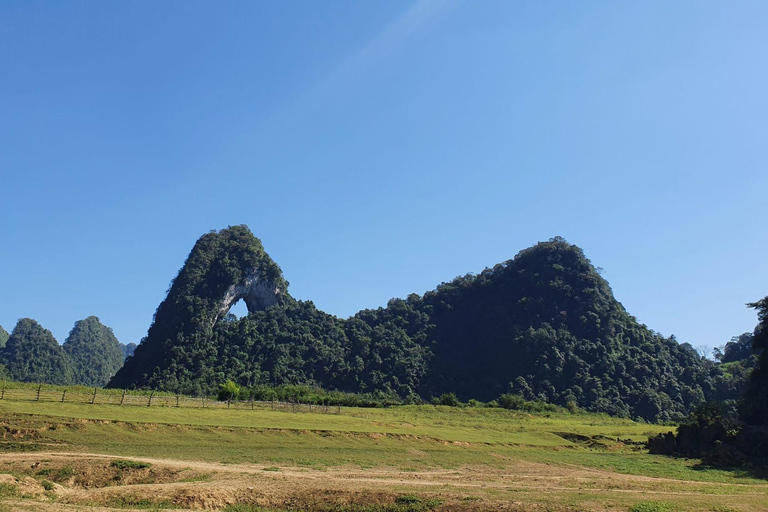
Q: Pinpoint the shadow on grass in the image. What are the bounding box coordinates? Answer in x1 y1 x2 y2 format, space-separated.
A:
689 459 768 481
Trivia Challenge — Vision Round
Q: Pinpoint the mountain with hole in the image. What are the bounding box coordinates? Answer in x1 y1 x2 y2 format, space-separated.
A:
104 226 735 422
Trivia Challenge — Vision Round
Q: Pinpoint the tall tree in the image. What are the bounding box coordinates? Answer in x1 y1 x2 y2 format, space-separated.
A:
63 316 125 387
0 318 73 385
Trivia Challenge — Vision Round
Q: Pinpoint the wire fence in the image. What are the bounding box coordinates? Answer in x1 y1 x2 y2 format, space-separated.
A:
0 381 341 414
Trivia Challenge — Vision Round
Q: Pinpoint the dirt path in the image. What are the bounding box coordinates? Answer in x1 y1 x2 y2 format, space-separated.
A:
1 452 766 511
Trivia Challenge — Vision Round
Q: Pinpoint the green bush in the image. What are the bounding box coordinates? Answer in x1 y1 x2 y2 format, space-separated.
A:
111 459 152 470
496 393 561 413
432 393 462 407
497 393 526 410
218 380 241 401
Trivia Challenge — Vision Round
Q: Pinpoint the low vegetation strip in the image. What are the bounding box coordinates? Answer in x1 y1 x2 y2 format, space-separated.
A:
0 381 341 414
0 397 674 446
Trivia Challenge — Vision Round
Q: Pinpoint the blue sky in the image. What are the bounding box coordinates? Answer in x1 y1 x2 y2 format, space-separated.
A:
1 1 766 353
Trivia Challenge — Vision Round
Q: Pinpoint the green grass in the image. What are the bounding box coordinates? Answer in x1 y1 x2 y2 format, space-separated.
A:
0 483 18 498
629 503 678 512
0 399 671 445
104 495 178 509
1 398 767 512
221 502 441 512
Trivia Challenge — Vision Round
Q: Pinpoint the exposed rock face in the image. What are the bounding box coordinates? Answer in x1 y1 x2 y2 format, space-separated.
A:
107 225 286 392
213 268 282 327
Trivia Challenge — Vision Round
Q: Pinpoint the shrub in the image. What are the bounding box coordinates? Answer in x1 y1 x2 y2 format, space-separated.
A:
497 393 526 410
111 459 152 470
218 380 241 401
433 393 462 407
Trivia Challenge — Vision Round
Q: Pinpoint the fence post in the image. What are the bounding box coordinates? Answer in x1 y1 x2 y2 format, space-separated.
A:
37 384 42 401
91 387 97 405
148 391 154 407
202 395 206 408
227 398 231 409
176 394 180 408
120 389 126 406
1 379 5 400
251 398 254 410
61 389 67 403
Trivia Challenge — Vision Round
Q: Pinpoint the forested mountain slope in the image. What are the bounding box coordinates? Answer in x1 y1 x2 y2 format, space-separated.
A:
63 316 125 387
108 225 287 391
107 227 723 422
0 318 74 385
0 316 126 386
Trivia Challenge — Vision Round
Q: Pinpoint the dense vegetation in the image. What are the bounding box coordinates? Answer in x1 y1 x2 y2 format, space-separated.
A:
105 228 737 422
648 298 768 463
0 324 8 349
63 316 126 387
109 225 287 391
0 316 126 386
0 318 74 385
738 297 768 426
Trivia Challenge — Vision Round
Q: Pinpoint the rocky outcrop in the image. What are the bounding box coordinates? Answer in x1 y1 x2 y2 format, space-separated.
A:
107 225 286 392
212 268 282 327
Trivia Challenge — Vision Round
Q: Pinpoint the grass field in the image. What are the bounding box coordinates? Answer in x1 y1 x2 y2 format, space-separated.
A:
1 398 766 511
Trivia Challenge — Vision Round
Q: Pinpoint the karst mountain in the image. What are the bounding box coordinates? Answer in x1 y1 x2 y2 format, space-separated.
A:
107 226 725 421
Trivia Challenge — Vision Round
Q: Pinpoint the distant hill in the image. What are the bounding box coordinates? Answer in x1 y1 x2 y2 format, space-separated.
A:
63 316 125 387
0 318 74 385
107 227 725 422
121 342 137 359
0 316 125 387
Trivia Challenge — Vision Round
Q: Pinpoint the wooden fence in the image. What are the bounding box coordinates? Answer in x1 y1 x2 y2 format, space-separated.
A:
0 382 340 414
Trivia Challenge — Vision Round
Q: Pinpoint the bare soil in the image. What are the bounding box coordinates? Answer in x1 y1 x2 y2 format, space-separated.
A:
1 452 766 511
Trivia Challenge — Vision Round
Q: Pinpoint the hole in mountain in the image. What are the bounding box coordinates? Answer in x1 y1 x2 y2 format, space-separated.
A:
229 299 249 319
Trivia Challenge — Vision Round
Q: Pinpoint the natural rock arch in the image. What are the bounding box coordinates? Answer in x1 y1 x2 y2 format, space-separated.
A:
212 268 282 327
108 225 286 391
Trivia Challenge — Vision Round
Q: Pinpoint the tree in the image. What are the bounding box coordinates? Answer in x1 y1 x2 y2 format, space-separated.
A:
717 333 756 363
218 380 241 401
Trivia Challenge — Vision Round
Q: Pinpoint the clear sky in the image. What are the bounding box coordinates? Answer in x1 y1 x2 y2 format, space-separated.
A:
1 1 766 353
